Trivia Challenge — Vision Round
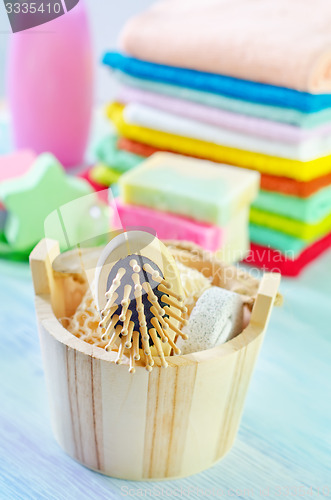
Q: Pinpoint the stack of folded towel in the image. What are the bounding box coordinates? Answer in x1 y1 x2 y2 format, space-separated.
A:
102 0 331 276
89 135 143 191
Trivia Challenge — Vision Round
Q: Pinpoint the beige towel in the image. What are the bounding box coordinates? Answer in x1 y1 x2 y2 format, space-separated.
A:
120 0 331 93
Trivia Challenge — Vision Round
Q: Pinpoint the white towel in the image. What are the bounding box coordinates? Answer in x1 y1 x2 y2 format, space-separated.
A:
123 103 331 162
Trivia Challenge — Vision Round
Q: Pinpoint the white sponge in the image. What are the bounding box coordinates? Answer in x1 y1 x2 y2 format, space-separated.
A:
177 287 243 355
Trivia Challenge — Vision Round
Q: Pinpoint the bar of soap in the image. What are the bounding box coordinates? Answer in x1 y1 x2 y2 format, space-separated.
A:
90 164 121 186
0 153 93 252
177 287 243 355
0 209 7 233
0 150 36 183
113 198 223 251
119 152 260 225
215 208 250 263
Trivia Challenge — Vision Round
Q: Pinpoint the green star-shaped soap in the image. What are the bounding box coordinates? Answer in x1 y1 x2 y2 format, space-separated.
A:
0 153 93 252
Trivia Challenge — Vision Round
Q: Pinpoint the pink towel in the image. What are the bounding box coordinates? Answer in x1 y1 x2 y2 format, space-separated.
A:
117 85 331 144
120 0 331 93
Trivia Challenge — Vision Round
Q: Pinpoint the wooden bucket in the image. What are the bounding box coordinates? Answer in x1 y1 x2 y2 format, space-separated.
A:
30 238 280 480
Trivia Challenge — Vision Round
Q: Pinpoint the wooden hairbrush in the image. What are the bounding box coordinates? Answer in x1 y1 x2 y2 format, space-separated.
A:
94 231 188 373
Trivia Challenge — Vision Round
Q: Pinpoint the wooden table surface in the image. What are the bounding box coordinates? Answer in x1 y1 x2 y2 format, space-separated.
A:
0 252 330 499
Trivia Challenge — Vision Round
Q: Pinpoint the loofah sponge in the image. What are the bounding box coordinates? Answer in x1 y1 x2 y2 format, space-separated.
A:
66 287 106 348
176 261 212 316
177 287 243 355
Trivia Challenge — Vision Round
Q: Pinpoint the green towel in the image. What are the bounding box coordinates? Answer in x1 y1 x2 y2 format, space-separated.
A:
252 185 331 223
250 207 331 241
95 135 144 173
249 224 308 257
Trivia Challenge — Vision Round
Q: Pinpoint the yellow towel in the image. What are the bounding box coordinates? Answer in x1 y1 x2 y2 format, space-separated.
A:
250 207 331 241
108 102 331 182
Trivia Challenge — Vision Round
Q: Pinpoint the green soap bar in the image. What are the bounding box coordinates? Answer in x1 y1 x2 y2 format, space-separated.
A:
252 185 331 223
0 210 7 232
90 164 121 186
120 153 260 225
0 234 30 260
95 135 143 173
249 223 309 257
0 153 94 252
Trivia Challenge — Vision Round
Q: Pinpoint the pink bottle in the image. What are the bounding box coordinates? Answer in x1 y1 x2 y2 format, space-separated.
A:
7 1 93 168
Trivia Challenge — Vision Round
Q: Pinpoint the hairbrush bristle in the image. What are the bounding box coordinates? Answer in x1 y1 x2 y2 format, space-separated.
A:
129 349 136 374
99 305 117 327
105 323 122 351
102 292 119 317
158 284 183 302
162 294 187 314
150 316 168 344
116 336 126 365
121 309 132 336
143 263 171 289
100 254 187 372
149 328 168 368
164 317 188 340
161 328 181 355
102 314 119 341
125 320 134 348
132 330 140 360
130 259 141 273
105 268 126 297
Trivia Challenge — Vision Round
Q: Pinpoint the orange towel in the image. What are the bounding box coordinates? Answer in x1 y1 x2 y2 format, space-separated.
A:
260 172 331 198
121 0 331 93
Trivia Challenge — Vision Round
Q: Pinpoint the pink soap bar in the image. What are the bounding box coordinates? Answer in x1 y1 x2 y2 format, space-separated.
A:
113 199 223 251
0 150 36 183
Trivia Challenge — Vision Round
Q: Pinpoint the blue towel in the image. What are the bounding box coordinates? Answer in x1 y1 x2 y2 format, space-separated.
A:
103 52 331 114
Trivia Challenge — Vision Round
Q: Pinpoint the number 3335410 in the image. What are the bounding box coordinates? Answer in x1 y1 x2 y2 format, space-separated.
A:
5 3 62 14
